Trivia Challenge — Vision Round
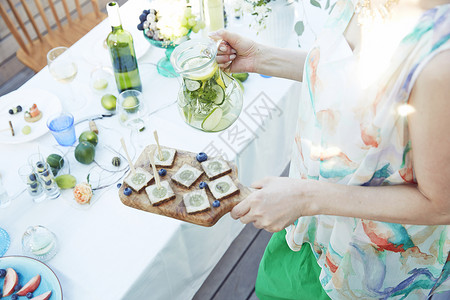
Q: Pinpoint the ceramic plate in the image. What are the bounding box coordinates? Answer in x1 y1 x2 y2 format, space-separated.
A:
0 89 62 144
0 256 62 299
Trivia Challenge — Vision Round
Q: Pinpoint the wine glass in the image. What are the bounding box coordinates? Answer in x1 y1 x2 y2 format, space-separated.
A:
47 47 86 111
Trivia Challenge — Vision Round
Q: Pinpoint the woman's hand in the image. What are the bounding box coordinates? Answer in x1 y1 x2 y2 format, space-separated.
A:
209 30 261 73
231 177 311 232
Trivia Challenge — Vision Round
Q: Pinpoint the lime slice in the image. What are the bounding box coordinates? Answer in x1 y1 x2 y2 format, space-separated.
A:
122 96 139 113
93 78 108 90
213 118 233 131
211 85 225 105
152 186 167 198
183 57 218 81
22 125 31 135
189 194 205 207
131 173 146 185
201 107 223 131
215 182 230 194
185 79 201 91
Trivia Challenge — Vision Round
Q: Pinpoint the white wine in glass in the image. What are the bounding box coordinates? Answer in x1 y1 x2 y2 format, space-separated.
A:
47 47 85 110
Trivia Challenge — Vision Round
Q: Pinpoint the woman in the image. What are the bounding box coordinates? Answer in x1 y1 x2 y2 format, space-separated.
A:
211 0 450 299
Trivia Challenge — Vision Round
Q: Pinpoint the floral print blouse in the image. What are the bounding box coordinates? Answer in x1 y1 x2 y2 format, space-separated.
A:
286 1 450 298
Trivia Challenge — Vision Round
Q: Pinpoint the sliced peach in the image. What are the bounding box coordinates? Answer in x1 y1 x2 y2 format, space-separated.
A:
31 290 52 300
2 267 19 297
17 274 41 296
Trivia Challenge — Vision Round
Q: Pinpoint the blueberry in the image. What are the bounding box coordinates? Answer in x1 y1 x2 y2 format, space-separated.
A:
36 162 44 169
196 152 208 162
8 109 13 115
30 182 38 189
42 170 49 177
14 284 21 291
199 182 207 189
0 268 6 277
124 187 132 196
117 183 122 188
212 200 220 207
17 105 22 112
158 169 167 176
45 180 52 186
143 9 150 14
29 173 36 181
137 23 144 31
26 292 33 299
139 13 147 22
12 294 18 300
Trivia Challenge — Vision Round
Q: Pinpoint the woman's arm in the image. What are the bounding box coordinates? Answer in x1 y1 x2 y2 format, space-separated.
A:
231 50 450 232
210 30 307 82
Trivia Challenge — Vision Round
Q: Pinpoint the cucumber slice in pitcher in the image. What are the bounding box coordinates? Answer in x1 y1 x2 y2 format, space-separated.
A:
211 85 225 105
185 79 201 91
201 107 223 131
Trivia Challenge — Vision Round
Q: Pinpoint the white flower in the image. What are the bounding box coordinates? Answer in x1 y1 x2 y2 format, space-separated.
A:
242 2 253 13
255 5 269 16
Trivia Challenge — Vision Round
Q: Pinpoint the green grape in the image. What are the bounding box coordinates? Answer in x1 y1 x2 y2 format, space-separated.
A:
180 17 188 26
192 25 200 33
198 20 206 29
184 7 192 18
188 17 196 27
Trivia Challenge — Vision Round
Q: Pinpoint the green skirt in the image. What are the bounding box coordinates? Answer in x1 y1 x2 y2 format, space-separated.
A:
255 230 330 300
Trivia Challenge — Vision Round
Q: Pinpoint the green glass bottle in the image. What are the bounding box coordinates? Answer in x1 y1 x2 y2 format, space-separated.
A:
106 1 142 92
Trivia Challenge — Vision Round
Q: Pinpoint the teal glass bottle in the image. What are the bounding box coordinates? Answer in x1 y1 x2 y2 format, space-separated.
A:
106 1 142 92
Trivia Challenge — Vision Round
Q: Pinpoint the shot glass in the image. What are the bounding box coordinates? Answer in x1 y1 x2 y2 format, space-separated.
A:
90 65 114 93
18 165 46 203
116 90 146 131
47 112 76 146
28 154 61 200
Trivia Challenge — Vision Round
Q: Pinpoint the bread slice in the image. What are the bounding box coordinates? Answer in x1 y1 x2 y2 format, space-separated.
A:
183 189 211 214
201 158 231 180
153 148 177 167
209 175 239 200
145 180 176 205
172 164 203 188
124 168 153 192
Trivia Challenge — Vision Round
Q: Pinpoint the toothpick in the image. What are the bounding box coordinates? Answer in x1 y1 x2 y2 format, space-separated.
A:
153 130 163 161
120 138 136 175
148 147 161 188
8 121 14 136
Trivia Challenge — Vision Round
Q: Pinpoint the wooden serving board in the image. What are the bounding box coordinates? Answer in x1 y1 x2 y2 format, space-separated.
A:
119 145 251 227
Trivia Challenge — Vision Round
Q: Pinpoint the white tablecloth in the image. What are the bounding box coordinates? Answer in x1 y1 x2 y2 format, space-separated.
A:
0 0 332 298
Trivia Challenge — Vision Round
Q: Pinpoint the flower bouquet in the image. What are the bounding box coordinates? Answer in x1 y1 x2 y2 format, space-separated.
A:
137 0 205 77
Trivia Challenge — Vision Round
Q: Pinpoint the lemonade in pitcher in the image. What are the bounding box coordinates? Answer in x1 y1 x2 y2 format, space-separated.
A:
171 39 243 132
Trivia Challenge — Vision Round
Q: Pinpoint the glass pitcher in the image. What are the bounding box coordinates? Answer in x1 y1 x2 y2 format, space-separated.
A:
170 38 243 132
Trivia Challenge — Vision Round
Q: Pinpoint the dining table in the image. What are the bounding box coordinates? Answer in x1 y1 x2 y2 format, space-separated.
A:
0 0 330 299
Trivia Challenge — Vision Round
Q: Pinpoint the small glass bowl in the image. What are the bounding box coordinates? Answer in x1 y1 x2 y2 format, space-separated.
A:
22 225 58 262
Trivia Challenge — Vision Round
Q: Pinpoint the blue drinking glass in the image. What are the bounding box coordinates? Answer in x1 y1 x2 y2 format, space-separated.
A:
0 227 10 257
47 112 76 146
